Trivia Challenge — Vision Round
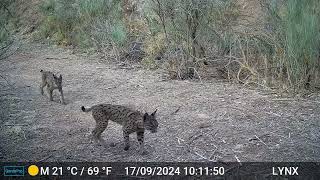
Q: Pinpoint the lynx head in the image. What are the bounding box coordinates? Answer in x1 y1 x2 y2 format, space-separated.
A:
53 74 63 91
143 109 158 133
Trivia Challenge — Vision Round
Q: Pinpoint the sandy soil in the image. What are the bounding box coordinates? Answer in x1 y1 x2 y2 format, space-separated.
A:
0 39 319 162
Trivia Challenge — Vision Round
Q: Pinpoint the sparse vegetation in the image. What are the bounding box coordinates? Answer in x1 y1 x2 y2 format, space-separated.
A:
0 0 15 60
3 0 320 92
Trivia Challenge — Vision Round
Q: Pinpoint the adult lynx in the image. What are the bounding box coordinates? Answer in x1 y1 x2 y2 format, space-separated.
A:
81 104 158 154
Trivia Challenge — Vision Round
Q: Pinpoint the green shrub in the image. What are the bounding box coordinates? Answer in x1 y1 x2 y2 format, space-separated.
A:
39 0 55 14
111 23 127 46
285 0 320 88
38 0 124 50
265 0 320 90
0 27 9 44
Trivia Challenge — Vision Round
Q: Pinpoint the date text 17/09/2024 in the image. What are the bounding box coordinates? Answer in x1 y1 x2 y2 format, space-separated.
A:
125 166 225 176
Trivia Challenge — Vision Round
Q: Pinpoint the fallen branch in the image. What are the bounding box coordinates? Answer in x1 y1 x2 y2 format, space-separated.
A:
254 135 267 146
3 124 28 126
188 67 203 83
234 155 242 165
193 151 216 162
271 98 295 101
265 111 281 117
177 137 184 145
37 155 53 162
213 106 260 120
188 134 203 144
171 106 181 115
198 123 212 129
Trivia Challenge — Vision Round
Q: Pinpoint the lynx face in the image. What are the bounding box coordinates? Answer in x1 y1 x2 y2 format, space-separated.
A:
53 74 63 91
143 110 158 133
40 70 65 104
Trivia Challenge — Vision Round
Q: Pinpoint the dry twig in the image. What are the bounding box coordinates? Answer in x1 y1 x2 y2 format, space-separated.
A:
254 135 267 146
171 106 181 115
37 154 53 162
234 155 242 165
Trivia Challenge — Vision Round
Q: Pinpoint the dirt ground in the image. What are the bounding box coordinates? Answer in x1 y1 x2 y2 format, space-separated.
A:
0 38 319 162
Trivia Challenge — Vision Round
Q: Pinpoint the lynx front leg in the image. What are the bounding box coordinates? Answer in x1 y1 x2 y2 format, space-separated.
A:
59 89 66 104
136 131 146 155
40 83 46 95
40 74 47 95
47 87 54 101
123 131 130 151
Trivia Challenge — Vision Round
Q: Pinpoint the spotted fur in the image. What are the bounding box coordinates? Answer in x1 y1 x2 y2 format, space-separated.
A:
81 104 158 154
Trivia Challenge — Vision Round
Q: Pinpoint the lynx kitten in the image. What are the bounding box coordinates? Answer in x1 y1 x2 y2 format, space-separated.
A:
40 70 65 104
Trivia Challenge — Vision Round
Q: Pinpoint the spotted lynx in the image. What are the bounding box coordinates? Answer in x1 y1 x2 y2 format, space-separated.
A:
40 70 65 104
81 104 158 154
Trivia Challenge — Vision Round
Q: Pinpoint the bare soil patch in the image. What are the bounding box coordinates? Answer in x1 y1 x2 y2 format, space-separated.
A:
0 39 319 162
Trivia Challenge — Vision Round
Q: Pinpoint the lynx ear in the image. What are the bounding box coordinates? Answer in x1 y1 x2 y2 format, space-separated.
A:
59 74 62 80
151 109 157 116
143 113 149 121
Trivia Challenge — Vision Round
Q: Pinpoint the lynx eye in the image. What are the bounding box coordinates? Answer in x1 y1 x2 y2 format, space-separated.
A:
152 120 158 128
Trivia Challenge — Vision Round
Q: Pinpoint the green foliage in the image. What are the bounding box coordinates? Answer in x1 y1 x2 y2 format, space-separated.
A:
0 0 15 58
39 0 125 48
0 27 10 52
285 0 320 86
39 0 77 45
78 0 109 18
111 23 127 45
39 0 55 14
266 0 320 89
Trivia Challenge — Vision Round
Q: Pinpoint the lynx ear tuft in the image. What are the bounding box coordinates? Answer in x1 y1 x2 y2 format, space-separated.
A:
81 106 85 112
151 109 157 116
143 113 149 121
40 69 43 72
59 74 62 79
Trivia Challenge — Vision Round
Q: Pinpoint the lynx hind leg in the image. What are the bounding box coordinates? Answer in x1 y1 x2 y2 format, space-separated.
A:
137 131 147 155
92 121 108 146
